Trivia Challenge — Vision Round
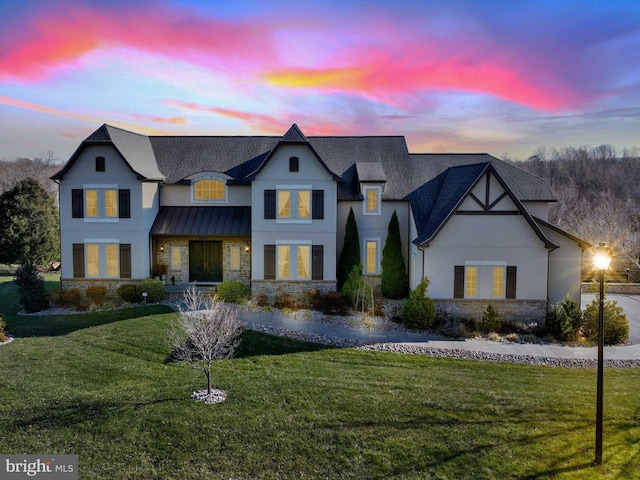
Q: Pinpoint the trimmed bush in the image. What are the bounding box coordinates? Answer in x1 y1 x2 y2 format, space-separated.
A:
381 211 408 299
583 298 629 345
49 288 83 308
215 281 246 303
479 305 501 334
0 314 7 342
402 278 435 330
14 263 49 313
86 286 107 306
136 278 165 303
548 296 583 341
274 292 298 310
117 283 139 303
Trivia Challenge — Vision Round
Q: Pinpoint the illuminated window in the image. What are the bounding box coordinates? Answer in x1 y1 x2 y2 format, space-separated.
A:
363 186 382 215
493 267 505 297
85 190 98 217
297 245 310 279
465 267 477 298
278 245 290 278
171 247 181 270
365 239 379 274
231 246 240 270
297 191 311 218
105 189 117 217
193 178 226 202
106 244 119 277
278 191 291 218
87 244 99 277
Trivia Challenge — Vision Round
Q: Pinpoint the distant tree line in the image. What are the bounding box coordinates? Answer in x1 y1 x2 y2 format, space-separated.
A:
0 151 60 197
507 144 640 280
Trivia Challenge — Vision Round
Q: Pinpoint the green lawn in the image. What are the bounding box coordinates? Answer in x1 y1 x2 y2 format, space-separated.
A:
0 278 638 479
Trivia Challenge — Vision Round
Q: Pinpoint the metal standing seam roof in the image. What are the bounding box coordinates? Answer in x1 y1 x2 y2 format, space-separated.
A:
150 206 251 236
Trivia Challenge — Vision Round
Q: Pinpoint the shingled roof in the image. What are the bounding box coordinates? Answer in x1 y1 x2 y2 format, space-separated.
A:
54 124 556 205
52 124 164 181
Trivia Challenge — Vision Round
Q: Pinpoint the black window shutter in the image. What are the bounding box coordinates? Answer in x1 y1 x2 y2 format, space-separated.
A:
312 190 324 219
454 265 465 298
120 244 132 279
264 245 276 280
312 245 324 280
72 189 84 218
72 244 85 278
264 190 276 219
119 189 131 218
506 266 517 299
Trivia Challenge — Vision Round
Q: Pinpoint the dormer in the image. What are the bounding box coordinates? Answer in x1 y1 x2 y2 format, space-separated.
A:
356 162 386 215
185 172 232 204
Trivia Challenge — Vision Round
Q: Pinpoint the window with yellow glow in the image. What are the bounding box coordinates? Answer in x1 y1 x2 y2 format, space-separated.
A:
194 179 225 201
367 189 377 212
366 240 378 274
87 244 99 277
465 266 477 297
493 267 505 297
297 246 310 278
231 246 240 270
278 191 291 218
297 191 311 218
105 189 117 217
85 190 98 217
106 244 118 277
278 245 290 278
172 247 181 270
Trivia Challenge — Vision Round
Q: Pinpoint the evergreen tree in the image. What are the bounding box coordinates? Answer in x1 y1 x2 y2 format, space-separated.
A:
381 210 408 298
337 207 360 290
0 177 59 265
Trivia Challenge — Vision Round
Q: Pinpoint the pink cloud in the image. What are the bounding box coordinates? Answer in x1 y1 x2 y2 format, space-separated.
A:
0 1 275 82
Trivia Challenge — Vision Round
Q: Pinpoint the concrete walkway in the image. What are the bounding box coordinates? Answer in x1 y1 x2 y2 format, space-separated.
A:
239 309 640 361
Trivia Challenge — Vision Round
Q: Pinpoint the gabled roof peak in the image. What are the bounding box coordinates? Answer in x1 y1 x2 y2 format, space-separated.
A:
282 123 309 143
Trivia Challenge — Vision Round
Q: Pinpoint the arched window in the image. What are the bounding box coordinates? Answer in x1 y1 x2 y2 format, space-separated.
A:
193 178 226 202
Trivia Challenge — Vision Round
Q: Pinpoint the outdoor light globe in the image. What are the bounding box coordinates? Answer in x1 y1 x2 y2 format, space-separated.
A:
593 243 613 271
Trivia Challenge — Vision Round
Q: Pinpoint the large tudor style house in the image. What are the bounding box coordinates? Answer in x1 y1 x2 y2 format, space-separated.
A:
52 123 588 322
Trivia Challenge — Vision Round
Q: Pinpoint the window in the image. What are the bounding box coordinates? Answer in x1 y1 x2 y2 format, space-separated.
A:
363 186 382 215
289 157 299 172
75 186 129 221
230 246 240 270
96 156 105 172
493 267 505 297
192 178 226 202
265 189 324 220
297 245 310 278
171 247 181 271
364 239 380 274
73 242 131 278
277 245 290 278
454 263 514 299
465 266 477 298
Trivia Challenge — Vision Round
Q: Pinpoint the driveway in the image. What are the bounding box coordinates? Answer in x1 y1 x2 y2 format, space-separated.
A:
581 294 640 344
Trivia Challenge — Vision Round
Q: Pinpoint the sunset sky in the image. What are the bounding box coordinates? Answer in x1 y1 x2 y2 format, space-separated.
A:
1 0 638 162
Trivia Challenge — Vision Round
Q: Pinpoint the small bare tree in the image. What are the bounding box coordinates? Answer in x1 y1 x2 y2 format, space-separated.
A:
169 285 243 395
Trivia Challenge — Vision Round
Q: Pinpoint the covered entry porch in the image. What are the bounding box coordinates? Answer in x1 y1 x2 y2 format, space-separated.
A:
150 206 252 287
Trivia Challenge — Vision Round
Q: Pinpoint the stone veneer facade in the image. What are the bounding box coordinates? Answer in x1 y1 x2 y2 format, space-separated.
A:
251 280 337 302
153 236 251 287
434 299 548 325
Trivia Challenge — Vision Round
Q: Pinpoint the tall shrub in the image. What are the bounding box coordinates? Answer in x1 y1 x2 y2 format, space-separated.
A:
548 296 583 341
337 207 360 290
381 210 408 298
402 278 435 330
14 262 49 313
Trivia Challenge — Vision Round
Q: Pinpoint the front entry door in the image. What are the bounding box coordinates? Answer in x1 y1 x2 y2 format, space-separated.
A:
189 241 222 282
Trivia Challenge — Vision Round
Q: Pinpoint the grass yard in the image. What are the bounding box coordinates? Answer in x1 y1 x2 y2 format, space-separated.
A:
0 277 639 479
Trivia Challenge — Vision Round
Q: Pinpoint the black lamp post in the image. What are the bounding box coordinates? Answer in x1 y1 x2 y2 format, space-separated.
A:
593 242 612 465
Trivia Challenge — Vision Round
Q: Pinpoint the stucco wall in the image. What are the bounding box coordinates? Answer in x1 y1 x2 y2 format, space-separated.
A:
58 145 156 280
251 144 338 281
160 183 251 206
424 215 549 300
540 224 584 307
